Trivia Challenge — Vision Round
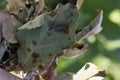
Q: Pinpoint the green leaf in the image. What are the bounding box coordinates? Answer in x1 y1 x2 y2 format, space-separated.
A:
16 3 79 71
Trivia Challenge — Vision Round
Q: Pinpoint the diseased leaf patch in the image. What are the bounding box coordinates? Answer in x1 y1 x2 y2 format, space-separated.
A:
11 3 79 71
0 0 104 80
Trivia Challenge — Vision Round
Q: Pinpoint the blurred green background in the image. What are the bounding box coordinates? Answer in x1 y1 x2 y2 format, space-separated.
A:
0 0 120 80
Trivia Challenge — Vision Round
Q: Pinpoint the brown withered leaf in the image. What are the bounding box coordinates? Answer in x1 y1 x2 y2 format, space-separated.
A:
6 0 28 23
63 43 87 58
34 0 45 16
54 63 106 80
76 10 103 41
73 62 106 80
6 0 25 11
0 11 11 41
2 15 22 43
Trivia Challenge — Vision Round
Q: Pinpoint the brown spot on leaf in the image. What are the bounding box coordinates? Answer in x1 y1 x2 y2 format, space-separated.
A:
39 65 45 72
27 48 31 52
70 13 73 17
32 41 37 45
73 43 84 49
39 65 44 70
32 52 39 64
48 54 52 57
54 24 69 33
77 44 84 49
68 37 71 40
49 10 57 17
39 59 42 62
89 25 93 31
32 52 39 59
84 64 90 70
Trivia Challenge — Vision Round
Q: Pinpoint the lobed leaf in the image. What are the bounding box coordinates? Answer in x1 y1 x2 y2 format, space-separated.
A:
16 3 79 71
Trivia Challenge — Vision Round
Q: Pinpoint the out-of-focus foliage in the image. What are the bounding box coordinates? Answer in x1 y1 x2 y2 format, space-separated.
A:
0 0 120 80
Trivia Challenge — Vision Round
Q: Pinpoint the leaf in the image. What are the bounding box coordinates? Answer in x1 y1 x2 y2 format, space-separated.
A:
73 62 106 80
6 0 25 11
0 11 11 41
76 10 103 41
16 3 79 71
63 43 87 58
18 13 46 29
34 0 45 16
2 15 22 43
6 0 28 23
54 63 106 80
